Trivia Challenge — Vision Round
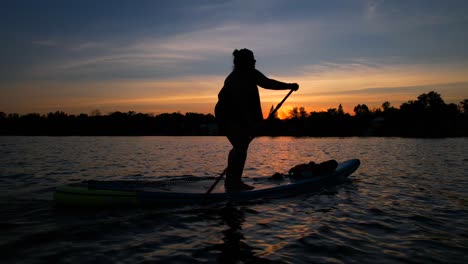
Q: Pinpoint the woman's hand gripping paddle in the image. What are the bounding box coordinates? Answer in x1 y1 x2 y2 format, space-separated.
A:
203 89 295 200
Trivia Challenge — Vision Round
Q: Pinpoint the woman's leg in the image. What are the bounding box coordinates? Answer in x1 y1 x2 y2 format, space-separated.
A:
218 120 255 190
225 134 253 190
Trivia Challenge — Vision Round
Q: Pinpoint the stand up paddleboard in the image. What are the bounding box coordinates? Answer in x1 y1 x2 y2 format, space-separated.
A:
54 159 360 207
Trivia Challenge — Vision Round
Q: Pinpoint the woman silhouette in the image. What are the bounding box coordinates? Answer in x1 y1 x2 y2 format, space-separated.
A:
215 49 299 191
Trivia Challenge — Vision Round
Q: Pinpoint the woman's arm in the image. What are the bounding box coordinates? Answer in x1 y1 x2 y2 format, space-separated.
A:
256 70 298 90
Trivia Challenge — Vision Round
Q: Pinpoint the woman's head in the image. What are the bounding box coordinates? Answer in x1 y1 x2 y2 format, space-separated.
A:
233 49 256 70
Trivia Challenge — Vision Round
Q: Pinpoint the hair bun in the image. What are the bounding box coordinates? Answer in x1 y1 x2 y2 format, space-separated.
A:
233 49 239 56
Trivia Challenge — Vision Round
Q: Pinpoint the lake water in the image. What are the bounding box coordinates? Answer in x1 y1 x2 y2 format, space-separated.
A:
1 136 467 263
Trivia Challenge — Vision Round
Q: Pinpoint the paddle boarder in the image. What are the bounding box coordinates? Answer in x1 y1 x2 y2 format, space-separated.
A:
215 49 299 191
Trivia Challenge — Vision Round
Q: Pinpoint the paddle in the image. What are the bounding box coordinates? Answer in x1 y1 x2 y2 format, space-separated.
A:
204 89 295 197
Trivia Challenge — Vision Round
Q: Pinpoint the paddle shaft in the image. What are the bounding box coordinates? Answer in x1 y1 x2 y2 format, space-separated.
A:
267 89 294 120
204 89 295 196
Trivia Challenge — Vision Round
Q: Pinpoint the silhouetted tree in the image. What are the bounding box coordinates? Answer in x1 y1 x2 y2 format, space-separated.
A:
268 105 279 119
417 91 445 110
337 104 344 115
382 101 391 112
91 109 101 116
460 99 468 114
327 108 338 115
351 104 372 135
285 106 308 136
398 91 460 137
354 104 370 116
303 104 353 136
288 107 307 119
8 113 20 119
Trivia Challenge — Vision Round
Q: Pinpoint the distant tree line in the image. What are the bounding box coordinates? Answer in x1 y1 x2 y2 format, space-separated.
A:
262 91 467 137
0 111 218 136
1 91 467 137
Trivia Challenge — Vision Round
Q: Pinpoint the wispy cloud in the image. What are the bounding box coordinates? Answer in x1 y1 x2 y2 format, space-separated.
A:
291 60 468 88
134 20 315 56
29 19 319 81
32 39 59 47
69 41 110 51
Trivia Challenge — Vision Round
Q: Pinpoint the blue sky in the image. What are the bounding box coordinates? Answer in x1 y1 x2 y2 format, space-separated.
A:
1 0 468 116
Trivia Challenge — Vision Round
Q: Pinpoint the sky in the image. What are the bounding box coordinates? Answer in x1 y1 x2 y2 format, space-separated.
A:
1 0 468 117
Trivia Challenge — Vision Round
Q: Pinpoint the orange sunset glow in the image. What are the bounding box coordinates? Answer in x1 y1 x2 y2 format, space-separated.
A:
1 1 467 117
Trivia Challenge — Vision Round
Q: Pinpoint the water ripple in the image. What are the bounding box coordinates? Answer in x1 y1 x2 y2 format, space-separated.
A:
0 137 467 263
